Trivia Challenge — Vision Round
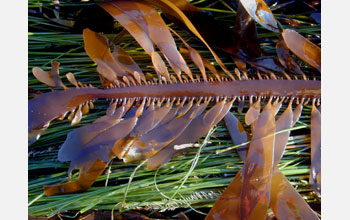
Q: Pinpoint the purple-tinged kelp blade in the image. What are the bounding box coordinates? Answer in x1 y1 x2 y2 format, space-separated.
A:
45 103 143 196
240 101 275 220
125 100 208 160
282 29 321 72
273 102 293 169
310 102 321 196
58 105 126 162
132 100 172 137
292 102 303 126
147 99 233 169
245 97 261 126
239 0 281 33
224 112 248 160
28 87 99 144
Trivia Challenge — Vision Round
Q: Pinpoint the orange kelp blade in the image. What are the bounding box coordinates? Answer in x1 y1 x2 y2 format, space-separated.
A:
32 62 66 89
239 0 281 33
138 0 233 79
282 29 321 72
240 101 276 220
44 160 108 196
112 45 144 76
310 101 321 196
100 1 192 81
83 28 127 82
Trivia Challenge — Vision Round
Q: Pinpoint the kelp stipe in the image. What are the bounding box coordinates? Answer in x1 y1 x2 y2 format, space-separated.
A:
28 0 321 218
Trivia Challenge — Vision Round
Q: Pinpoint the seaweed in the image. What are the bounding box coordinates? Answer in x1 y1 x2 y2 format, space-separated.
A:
29 0 321 218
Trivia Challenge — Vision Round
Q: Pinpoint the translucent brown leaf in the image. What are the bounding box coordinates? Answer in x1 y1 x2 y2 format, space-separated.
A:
112 45 144 76
205 171 242 220
240 101 275 220
282 29 321 72
32 62 66 89
100 1 192 80
310 102 321 196
224 112 248 160
276 38 306 77
270 170 320 220
83 28 127 81
239 0 281 33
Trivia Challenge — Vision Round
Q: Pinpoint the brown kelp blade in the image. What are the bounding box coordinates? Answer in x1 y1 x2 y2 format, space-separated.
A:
234 0 264 59
173 29 206 81
83 28 127 81
224 112 248 160
270 170 320 220
44 160 108 196
100 2 154 54
235 1 258 46
310 102 321 196
66 72 79 88
205 171 243 220
32 62 66 89
100 1 192 81
282 29 321 72
276 38 306 77
151 51 171 82
209 101 318 219
240 101 275 220
245 97 261 126
239 0 281 33
139 0 233 78
112 45 144 76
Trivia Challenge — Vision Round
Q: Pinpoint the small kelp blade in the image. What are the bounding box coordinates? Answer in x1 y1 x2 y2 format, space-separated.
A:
239 0 281 33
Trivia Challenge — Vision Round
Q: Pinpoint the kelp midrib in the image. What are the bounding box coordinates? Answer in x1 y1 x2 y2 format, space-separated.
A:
29 79 320 131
